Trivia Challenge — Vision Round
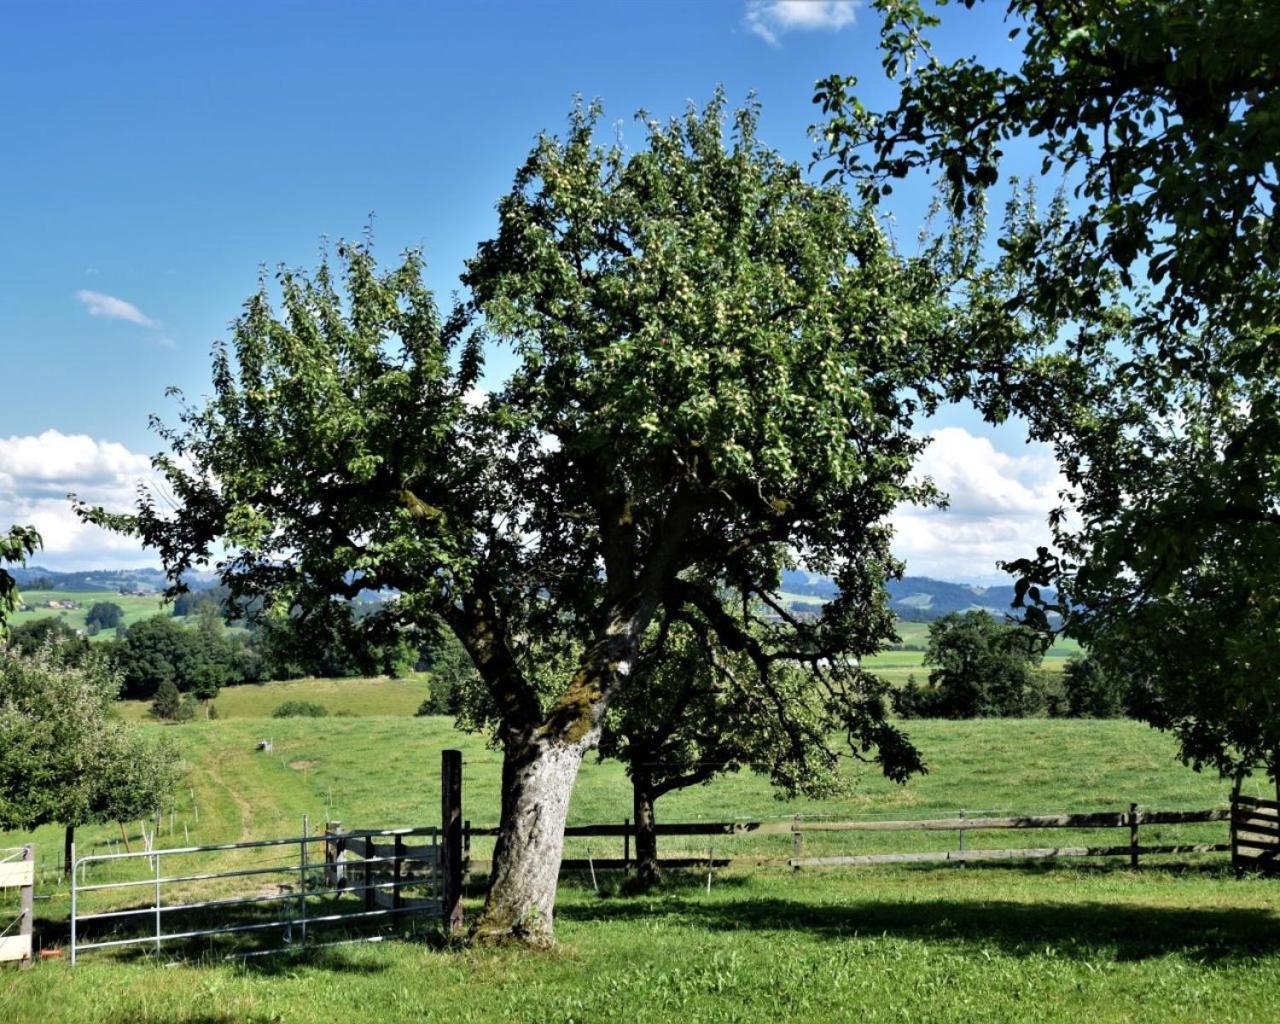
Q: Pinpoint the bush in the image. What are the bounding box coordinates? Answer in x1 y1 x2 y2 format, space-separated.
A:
1060 656 1129 718
415 634 479 717
271 700 329 718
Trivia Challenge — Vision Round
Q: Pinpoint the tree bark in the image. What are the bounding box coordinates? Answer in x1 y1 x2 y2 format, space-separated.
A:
632 773 661 889
471 737 588 946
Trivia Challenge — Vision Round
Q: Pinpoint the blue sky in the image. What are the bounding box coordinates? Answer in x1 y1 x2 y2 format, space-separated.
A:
0 0 1060 582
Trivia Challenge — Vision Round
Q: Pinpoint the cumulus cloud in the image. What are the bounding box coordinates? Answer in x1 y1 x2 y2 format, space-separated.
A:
75 289 160 328
0 430 159 570
890 427 1067 583
745 0 859 46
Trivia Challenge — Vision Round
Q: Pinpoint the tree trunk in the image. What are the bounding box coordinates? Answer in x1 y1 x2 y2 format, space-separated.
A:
632 771 660 889
471 737 588 946
64 823 74 880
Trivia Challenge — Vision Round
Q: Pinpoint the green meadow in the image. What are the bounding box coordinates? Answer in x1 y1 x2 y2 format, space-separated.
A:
9 590 175 637
3 678 1278 1024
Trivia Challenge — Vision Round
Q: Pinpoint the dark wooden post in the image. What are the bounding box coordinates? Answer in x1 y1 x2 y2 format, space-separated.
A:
19 844 33 969
1129 802 1140 868
791 815 803 868
364 836 375 911
441 749 464 931
1230 772 1244 876
393 834 405 921
623 817 631 871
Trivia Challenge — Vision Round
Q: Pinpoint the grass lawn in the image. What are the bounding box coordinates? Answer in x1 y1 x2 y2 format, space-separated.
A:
4 681 1279 1022
5 866 1280 1023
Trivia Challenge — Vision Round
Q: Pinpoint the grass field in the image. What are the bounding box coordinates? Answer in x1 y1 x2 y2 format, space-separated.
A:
9 589 174 637
4 679 1279 1023
114 675 432 722
863 620 1081 687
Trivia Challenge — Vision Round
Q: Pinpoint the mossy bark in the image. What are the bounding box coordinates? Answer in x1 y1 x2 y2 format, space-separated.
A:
471 738 588 946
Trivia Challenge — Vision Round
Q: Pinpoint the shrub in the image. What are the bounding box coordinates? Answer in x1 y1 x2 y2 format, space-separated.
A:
1060 656 1129 718
271 700 329 718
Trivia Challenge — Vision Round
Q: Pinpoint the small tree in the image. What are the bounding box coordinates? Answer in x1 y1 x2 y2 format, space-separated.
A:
86 601 124 631
0 641 182 873
600 608 913 887
150 677 183 720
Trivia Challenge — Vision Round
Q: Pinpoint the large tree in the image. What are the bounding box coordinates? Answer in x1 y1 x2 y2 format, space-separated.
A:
82 95 995 943
893 610 1048 719
818 0 1280 789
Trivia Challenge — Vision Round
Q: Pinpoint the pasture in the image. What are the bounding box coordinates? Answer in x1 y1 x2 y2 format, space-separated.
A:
9 590 174 637
114 675 432 722
3 681 1279 1023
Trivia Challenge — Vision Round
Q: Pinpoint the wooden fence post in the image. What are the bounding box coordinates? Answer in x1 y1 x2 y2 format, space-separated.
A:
623 817 631 872
441 749 464 931
1129 802 1140 868
364 836 375 912
1230 774 1243 875
19 844 33 969
791 815 803 868
393 834 405 922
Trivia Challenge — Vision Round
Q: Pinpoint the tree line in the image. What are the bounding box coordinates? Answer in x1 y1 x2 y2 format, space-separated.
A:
6 600 423 718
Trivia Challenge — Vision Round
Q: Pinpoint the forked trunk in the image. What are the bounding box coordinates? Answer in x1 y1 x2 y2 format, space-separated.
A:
632 771 660 889
471 738 587 945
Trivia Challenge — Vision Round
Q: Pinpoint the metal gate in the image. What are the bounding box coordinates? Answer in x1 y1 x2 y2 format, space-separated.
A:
70 825 441 963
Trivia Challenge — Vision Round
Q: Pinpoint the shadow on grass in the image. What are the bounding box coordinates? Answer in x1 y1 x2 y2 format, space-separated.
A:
560 868 751 898
558 870 1280 963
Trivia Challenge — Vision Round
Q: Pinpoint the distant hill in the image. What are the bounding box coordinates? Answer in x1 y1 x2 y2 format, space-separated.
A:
17 564 1042 623
9 565 219 594
780 569 1051 622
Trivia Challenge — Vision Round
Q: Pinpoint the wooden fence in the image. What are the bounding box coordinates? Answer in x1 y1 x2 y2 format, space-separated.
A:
461 806 1232 874
0 846 34 968
325 829 443 915
1232 794 1280 875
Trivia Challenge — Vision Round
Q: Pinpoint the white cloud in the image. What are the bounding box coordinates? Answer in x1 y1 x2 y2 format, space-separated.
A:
0 430 159 571
745 0 859 46
75 289 161 328
891 427 1067 583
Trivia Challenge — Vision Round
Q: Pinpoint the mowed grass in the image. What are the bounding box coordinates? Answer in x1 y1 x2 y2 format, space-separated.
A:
8 867 1280 1024
5 679 1280 1023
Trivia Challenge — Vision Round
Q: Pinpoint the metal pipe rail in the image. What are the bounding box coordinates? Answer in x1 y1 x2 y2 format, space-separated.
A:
70 822 441 964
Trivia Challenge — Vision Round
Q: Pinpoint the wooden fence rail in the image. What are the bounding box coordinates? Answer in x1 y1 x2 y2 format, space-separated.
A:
1232 794 1280 875
0 845 33 969
460 807 1232 875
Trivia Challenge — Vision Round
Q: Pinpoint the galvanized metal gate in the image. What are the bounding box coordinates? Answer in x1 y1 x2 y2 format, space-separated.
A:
70 825 441 962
